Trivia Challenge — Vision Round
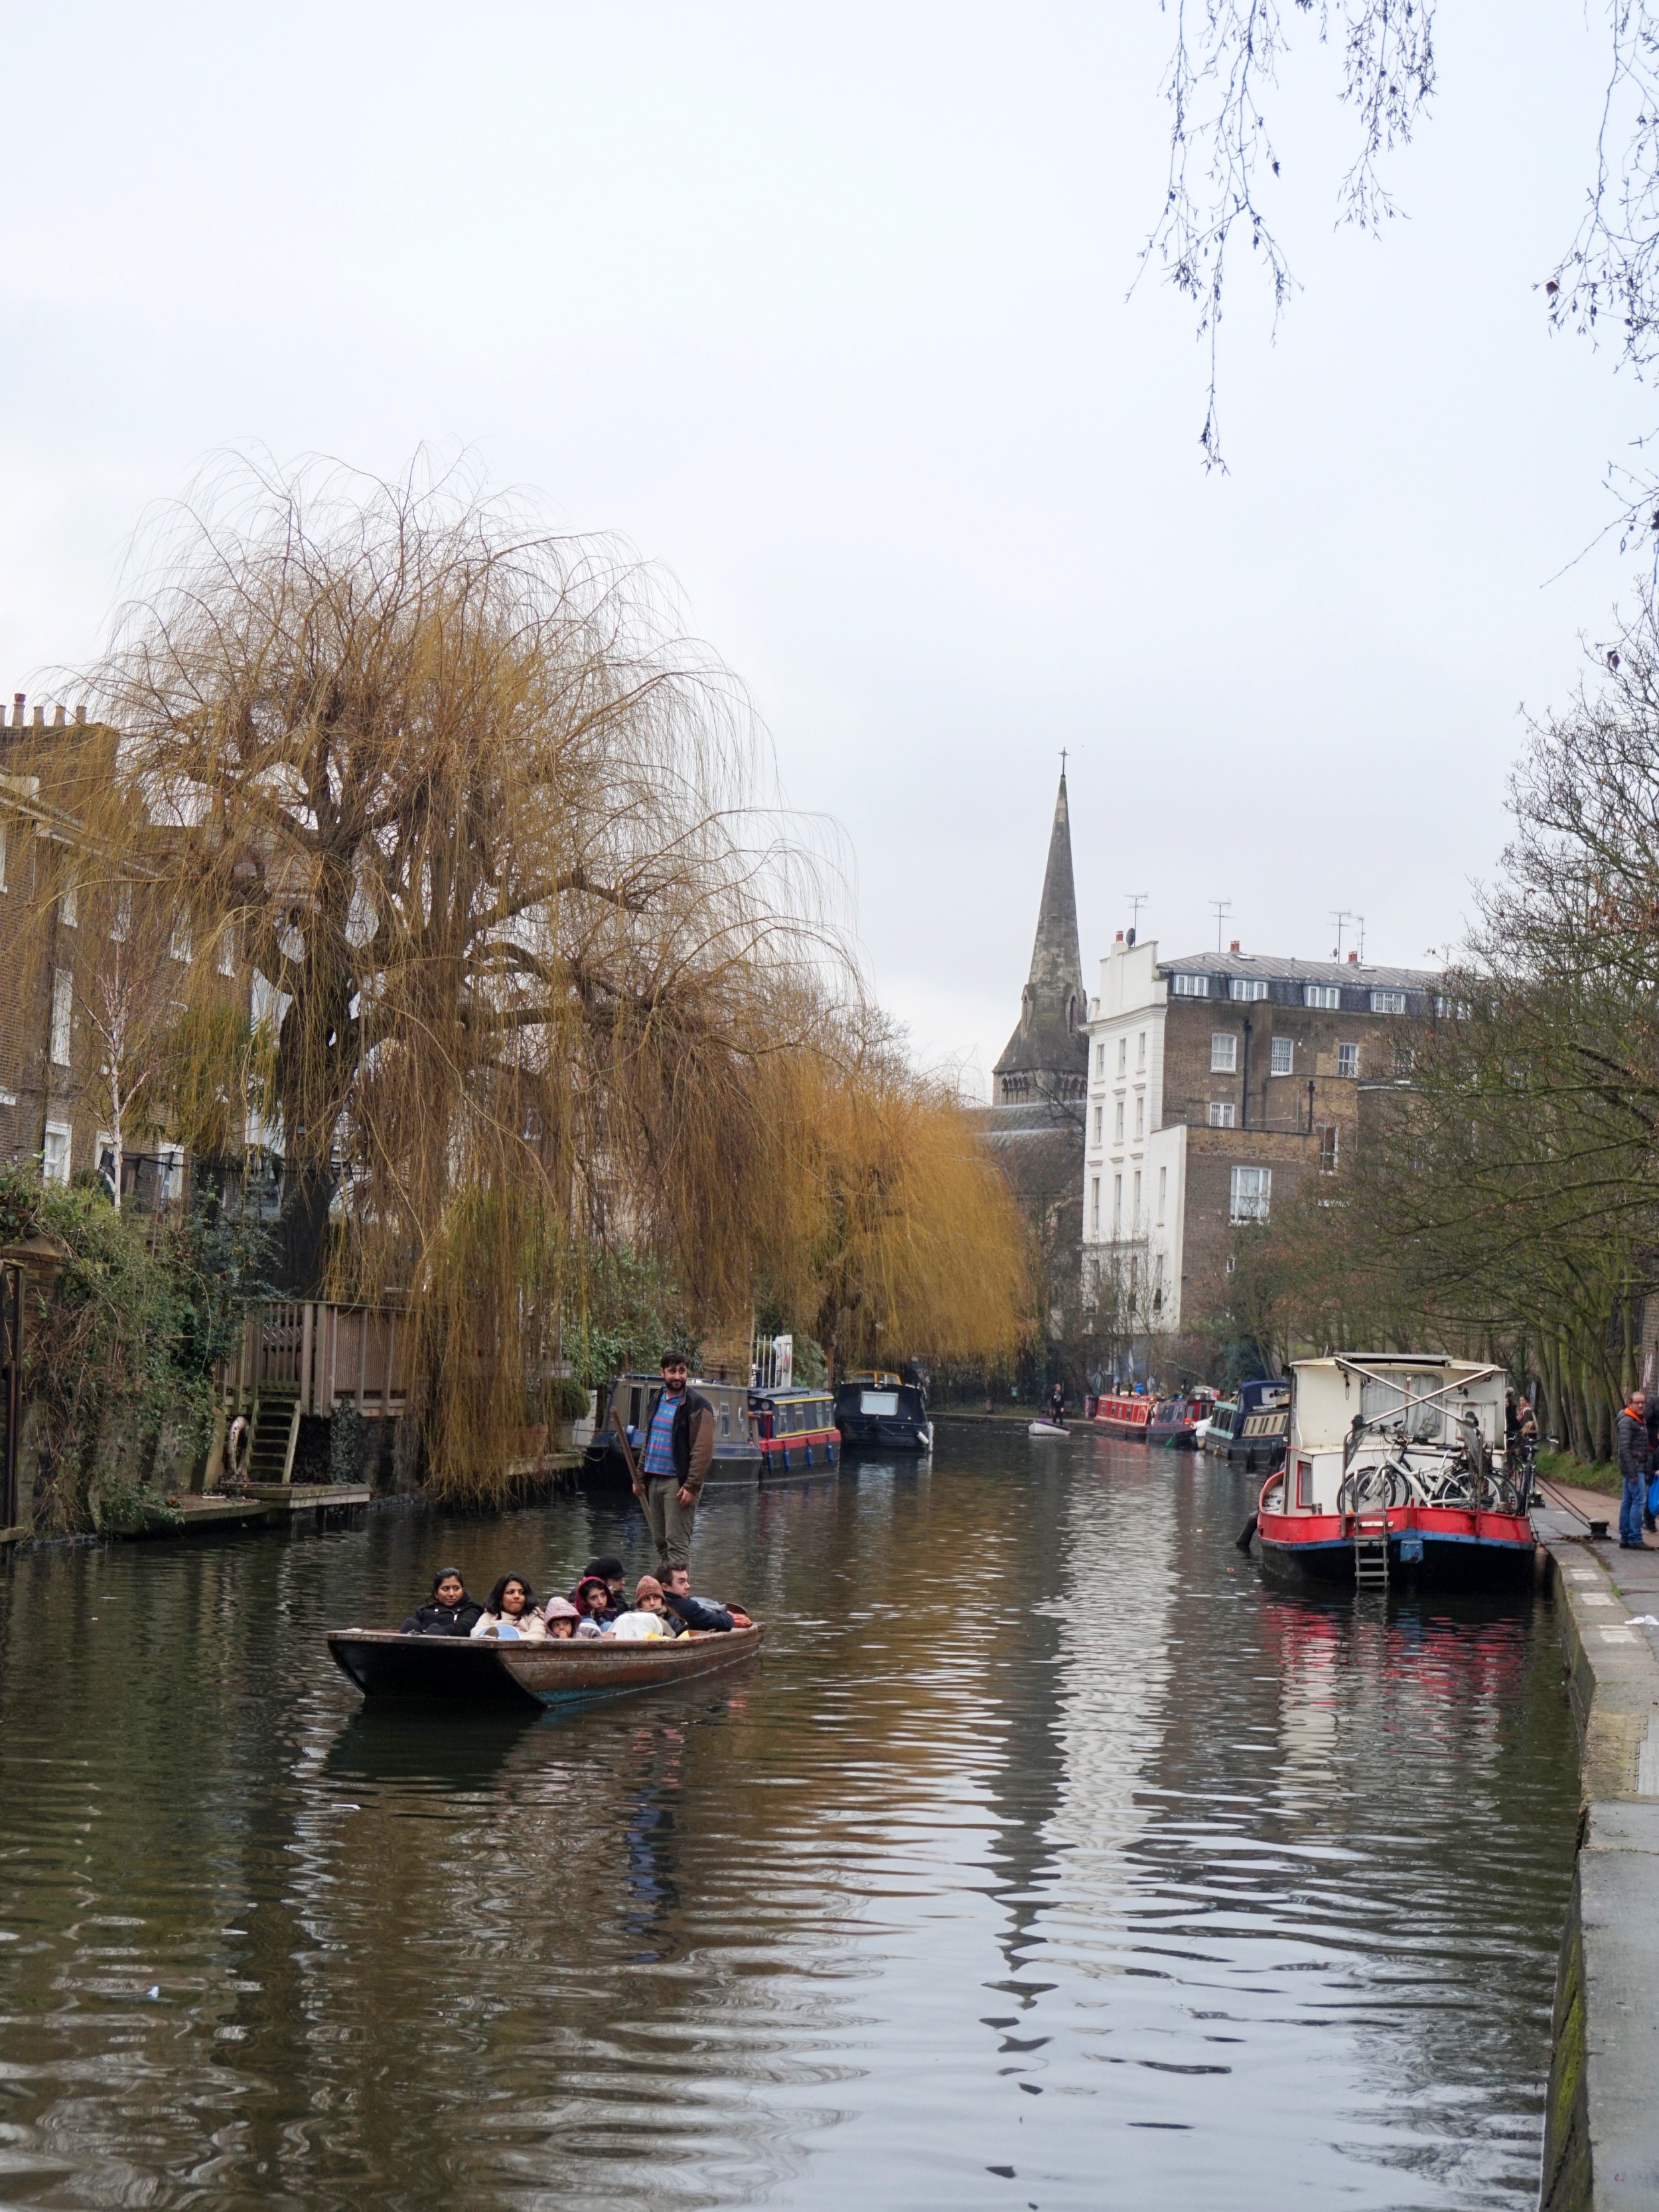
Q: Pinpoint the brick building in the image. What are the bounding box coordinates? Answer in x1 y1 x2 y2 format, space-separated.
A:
1080 936 1443 1371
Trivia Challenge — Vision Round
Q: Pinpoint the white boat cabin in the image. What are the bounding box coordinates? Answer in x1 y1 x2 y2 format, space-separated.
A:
1285 1355 1508 1514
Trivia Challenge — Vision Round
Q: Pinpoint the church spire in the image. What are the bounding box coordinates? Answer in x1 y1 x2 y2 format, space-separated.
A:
993 771 1088 1104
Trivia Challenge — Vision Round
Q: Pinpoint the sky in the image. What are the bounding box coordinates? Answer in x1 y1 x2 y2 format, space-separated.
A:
0 2 1649 1094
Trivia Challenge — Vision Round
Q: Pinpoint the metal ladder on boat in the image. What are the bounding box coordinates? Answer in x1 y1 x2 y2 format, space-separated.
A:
1352 1510 1390 1589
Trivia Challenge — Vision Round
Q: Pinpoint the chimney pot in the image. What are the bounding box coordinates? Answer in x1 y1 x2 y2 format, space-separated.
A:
1114 930 1123 943
1347 950 1358 964
1229 938 1240 953
31 705 43 729
11 694 23 727
74 703 86 725
52 703 64 728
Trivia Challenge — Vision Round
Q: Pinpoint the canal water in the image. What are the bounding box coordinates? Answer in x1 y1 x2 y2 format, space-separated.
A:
0 1432 1579 2211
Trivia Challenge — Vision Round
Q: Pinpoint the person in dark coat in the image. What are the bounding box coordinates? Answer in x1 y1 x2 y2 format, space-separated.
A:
660 1562 736 1633
1617 1391 1652 1550
400 1568 483 1637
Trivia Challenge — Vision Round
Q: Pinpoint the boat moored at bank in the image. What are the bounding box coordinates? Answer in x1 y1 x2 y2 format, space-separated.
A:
749 1387 841 1475
1094 1391 1155 1441
1147 1389 1218 1449
833 1371 932 1453
1256 1355 1534 1585
1219 1378 1291 1473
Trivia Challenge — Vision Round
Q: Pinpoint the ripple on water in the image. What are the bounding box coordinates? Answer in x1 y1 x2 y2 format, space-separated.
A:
0 1438 1577 2209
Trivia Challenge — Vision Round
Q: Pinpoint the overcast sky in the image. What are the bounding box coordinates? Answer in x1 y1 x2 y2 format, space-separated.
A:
1 3 1646 1090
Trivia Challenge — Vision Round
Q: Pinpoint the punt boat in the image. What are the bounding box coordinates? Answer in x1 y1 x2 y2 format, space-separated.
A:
1255 1355 1534 1585
1094 1391 1155 1441
327 1623 765 1706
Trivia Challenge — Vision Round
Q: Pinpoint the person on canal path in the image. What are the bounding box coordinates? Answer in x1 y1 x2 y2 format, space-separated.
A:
470 1574 549 1641
634 1351 714 1573
1617 1391 1652 1549
660 1563 737 1634
400 1569 483 1637
611 1574 671 1641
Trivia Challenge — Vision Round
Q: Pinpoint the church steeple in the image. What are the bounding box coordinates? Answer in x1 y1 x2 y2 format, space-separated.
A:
993 771 1089 1105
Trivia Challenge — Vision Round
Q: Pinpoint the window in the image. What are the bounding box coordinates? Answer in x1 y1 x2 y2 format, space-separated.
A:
1295 1458 1315 1509
1435 994 1470 1020
1394 1047 1414 1079
1304 984 1340 1009
1157 1165 1167 1224
1090 1177 1100 1234
111 883 131 942
50 968 71 1066
218 926 236 979
1370 989 1408 1015
1112 1175 1122 1236
1171 972 1208 997
1092 1103 1103 1145
58 881 76 927
1230 977 1268 1001
1132 1169 1142 1228
1318 1124 1339 1173
1337 1042 1359 1079
1134 1095 1144 1140
1208 1101 1236 1128
1095 1041 1105 1077
0 824 7 891
170 912 192 962
157 1143 184 1205
1210 1033 1237 1072
42 1122 70 1185
1114 1098 1125 1143
1116 1037 1127 1076
1137 1031 1146 1069
1269 1035 1294 1076
1230 1165 1271 1222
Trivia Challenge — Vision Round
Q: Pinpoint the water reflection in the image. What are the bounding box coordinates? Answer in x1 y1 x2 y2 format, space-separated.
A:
0 1436 1576 2209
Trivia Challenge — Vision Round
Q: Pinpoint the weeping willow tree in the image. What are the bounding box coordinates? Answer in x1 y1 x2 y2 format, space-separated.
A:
13 459 1025 1504
17 459 849 1501
757 1031 1030 1377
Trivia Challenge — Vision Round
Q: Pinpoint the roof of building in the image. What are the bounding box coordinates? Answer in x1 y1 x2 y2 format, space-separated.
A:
965 1098 1084 1144
1158 950 1442 992
994 773 1089 1080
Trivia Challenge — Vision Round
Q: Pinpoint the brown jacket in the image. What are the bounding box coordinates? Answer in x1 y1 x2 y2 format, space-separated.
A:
642 1384 717 1498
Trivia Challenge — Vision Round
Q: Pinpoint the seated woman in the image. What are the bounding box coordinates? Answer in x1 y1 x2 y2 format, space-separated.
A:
611 1574 670 1641
470 1573 549 1641
401 1568 482 1637
572 1575 616 1637
542 1595 579 1639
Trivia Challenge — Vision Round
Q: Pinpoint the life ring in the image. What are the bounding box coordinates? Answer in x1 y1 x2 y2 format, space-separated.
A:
226 1415 252 1483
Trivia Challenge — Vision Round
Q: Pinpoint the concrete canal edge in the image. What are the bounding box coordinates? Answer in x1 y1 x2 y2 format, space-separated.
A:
1538 1520 1659 2211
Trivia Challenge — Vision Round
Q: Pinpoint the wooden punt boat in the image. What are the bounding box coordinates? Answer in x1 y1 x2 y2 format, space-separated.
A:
326 1624 764 1706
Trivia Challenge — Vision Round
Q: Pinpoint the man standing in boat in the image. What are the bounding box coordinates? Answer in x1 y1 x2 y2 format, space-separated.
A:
633 1351 715 1573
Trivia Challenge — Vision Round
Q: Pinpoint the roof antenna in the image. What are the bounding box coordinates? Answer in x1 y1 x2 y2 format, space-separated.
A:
1330 909 1352 960
1210 899 1232 954
1126 892 1147 947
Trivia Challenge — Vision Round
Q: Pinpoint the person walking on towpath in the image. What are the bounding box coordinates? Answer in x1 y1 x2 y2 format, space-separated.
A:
631 1350 714 1574
1617 1389 1653 1550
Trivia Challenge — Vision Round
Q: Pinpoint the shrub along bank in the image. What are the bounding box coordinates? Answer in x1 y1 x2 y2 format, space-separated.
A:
1 1169 266 1536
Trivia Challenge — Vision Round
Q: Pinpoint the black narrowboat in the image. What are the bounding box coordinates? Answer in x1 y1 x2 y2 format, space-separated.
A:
833 1371 934 1453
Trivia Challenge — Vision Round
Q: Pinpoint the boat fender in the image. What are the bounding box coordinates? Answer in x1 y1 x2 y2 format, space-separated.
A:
1235 1513 1258 1553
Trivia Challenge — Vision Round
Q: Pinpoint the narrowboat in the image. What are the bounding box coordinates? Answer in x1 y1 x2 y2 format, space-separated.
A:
328 1623 764 1706
750 1386 841 1475
1255 1355 1534 1586
1197 1400 1236 1453
1219 1378 1291 1473
1094 1391 1155 1441
1147 1389 1218 1449
833 1371 933 1453
583 1372 762 1486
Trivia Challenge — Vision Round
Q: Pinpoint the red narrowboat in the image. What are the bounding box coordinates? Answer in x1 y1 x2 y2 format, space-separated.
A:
1147 1389 1219 1449
749 1387 841 1477
1256 1355 1535 1585
1094 1392 1155 1441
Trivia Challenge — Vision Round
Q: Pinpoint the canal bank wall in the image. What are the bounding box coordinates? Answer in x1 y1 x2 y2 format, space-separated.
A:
1538 1522 1659 2211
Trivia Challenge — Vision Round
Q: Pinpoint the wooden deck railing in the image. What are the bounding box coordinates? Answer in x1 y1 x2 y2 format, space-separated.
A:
223 1301 409 1418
